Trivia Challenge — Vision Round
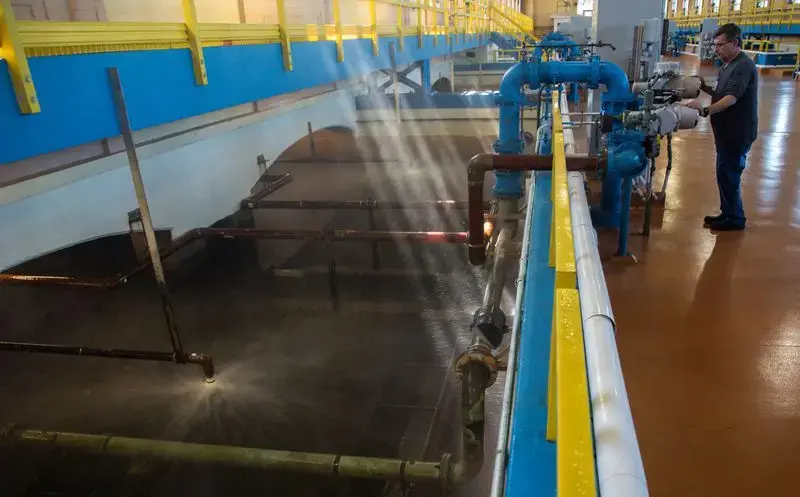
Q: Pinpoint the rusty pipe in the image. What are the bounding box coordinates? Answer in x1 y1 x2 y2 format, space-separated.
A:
194 228 468 244
467 153 604 265
0 341 215 382
244 200 486 211
0 227 466 290
0 425 445 484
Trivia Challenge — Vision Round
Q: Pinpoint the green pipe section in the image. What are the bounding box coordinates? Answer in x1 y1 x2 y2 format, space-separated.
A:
2 426 444 483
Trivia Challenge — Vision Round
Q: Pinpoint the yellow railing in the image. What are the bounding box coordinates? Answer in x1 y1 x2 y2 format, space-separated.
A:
667 4 800 29
546 92 597 497
0 0 534 114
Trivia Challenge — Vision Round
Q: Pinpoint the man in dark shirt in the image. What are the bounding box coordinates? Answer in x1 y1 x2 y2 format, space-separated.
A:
687 23 758 231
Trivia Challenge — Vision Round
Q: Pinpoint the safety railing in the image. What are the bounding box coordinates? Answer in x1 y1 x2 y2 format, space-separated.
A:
668 4 800 30
0 0 535 114
546 91 597 497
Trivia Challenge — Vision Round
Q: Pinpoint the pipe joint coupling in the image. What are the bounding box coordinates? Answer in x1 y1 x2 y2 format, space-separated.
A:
455 343 498 388
470 307 507 349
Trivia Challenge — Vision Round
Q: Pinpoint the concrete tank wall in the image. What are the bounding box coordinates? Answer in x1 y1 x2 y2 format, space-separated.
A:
0 89 358 271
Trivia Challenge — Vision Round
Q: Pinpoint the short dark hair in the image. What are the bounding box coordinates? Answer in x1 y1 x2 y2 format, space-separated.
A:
714 23 742 46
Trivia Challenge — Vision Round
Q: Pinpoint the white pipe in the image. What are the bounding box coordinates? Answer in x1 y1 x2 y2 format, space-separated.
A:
568 172 648 497
489 175 536 497
560 92 577 155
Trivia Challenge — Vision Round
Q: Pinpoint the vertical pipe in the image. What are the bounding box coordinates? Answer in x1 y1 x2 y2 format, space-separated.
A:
306 121 317 158
616 176 633 256
642 158 656 237
108 68 186 360
421 59 432 93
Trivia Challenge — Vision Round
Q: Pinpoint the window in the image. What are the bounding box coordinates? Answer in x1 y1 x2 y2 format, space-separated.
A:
756 0 769 7
732 0 742 10
711 0 720 12
577 0 593 16
695 0 703 14
682 0 690 15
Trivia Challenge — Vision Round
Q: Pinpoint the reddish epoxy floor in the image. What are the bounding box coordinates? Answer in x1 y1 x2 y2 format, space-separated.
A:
606 60 800 496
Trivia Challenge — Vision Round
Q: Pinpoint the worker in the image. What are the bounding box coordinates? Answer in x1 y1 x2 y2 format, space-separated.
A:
687 23 758 231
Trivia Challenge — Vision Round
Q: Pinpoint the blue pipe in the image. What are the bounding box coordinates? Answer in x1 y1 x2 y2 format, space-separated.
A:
493 59 635 199
535 32 584 60
493 57 642 235
616 176 634 256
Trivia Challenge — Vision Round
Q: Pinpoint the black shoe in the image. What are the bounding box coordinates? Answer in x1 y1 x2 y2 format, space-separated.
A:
704 214 725 225
710 218 745 231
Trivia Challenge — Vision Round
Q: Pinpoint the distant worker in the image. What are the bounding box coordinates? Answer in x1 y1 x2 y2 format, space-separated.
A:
687 23 758 231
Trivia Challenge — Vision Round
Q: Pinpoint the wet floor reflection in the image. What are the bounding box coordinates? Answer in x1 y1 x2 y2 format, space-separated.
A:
608 56 800 497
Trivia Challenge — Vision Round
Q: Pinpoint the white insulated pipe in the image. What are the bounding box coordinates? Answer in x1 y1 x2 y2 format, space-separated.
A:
567 172 649 497
489 176 536 497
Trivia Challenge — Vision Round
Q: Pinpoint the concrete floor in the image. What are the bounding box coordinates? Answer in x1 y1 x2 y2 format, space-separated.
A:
603 58 800 497
0 130 512 496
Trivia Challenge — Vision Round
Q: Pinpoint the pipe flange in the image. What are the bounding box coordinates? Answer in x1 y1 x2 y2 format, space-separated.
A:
455 347 498 387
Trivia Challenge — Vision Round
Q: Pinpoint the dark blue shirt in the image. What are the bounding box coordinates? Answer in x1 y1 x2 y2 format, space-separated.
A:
710 51 759 151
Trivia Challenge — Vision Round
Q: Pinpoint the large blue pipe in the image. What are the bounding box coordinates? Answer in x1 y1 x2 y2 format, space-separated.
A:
534 32 584 60
493 58 641 238
493 59 634 199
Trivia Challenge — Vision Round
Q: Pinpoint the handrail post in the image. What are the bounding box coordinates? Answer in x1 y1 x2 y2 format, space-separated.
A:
430 0 437 46
397 0 405 51
417 0 424 47
370 0 379 55
333 0 344 62
276 0 293 71
181 0 208 85
445 0 451 45
0 0 41 113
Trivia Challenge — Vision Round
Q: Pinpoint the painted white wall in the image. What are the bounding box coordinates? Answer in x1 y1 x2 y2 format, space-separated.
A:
592 0 664 72
0 90 357 271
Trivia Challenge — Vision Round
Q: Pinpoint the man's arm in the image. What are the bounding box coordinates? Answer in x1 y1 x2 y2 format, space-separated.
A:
705 95 737 115
697 77 714 95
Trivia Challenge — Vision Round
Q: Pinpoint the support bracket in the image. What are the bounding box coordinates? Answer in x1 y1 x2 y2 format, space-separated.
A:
0 0 40 114
370 0 379 55
333 0 344 62
276 0 293 71
378 61 424 93
182 0 208 85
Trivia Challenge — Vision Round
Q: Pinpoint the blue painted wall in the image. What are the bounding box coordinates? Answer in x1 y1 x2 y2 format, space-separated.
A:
1 34 488 165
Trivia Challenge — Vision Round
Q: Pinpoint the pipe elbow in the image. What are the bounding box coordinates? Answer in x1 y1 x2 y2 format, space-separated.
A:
598 62 632 103
498 62 530 102
608 145 647 177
